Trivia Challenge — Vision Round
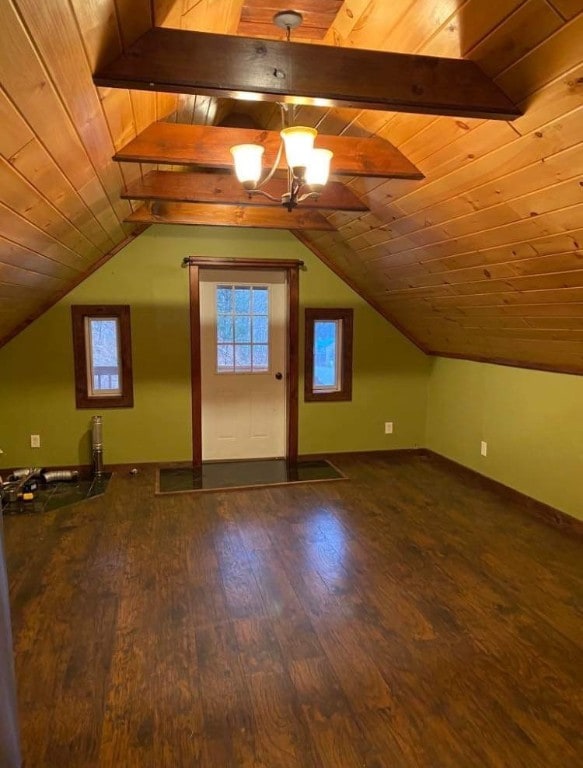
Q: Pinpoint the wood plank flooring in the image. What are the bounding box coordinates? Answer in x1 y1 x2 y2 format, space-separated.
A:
4 452 582 767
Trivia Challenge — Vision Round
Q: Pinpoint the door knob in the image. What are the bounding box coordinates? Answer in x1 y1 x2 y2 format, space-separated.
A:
275 372 283 380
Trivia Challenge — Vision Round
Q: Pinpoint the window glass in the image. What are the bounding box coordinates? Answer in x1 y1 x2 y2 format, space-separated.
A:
252 287 268 314
216 287 232 314
217 315 233 343
252 315 268 343
217 344 234 369
252 344 268 369
71 305 133 409
234 286 251 313
313 320 340 391
87 318 121 395
234 315 251 343
304 308 353 402
216 285 270 373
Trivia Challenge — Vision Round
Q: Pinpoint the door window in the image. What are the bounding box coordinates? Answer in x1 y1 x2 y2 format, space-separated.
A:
216 285 270 373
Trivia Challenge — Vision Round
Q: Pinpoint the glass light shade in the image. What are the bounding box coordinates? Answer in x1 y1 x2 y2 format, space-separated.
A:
305 148 333 191
280 126 317 175
230 144 264 189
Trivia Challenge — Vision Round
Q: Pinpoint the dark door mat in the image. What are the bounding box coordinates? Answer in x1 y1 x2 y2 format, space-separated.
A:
2 473 112 516
156 459 346 495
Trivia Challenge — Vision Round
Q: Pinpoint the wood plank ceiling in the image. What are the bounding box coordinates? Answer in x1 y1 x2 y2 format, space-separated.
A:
0 0 582 374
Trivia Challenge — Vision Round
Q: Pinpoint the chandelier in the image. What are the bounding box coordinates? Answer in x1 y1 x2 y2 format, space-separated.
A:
229 12 333 212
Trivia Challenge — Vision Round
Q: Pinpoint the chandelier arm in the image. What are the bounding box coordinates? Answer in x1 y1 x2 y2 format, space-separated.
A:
297 191 320 202
247 189 282 204
279 102 289 128
256 139 284 190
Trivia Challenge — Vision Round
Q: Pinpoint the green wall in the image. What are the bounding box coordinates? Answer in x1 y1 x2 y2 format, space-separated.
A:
426 357 583 520
0 225 430 468
3 225 579 520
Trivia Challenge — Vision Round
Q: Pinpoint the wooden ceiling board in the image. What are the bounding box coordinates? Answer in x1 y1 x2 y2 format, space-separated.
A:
547 0 583 19
0 260 66 291
11 0 132 222
237 0 343 40
323 0 370 46
379 106 583 222
153 0 183 28
0 6 125 244
239 8 336 30
0 158 103 262
0 226 148 351
0 236 78 281
496 11 583 99
0 93 114 256
0 202 88 273
0 0 582 376
326 0 418 50
468 0 564 80
326 0 562 166
179 0 245 34
405 142 583 230
0 0 228 346
236 23 327 43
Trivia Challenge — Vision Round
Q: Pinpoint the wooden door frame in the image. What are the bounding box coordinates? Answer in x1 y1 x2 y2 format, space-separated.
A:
186 257 302 466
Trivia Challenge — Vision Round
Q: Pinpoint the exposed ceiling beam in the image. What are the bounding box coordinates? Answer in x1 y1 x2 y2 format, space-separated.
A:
93 27 521 120
122 171 369 212
115 123 423 180
125 202 335 230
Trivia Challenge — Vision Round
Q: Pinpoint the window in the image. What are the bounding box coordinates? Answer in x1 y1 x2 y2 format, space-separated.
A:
215 284 270 373
304 308 353 402
71 305 134 408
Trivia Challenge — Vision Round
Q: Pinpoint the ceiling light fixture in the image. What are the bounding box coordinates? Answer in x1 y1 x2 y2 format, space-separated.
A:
229 12 333 212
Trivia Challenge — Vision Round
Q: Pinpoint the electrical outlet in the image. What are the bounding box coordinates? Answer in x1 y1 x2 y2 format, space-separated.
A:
30 434 41 449
480 440 488 457
385 421 393 434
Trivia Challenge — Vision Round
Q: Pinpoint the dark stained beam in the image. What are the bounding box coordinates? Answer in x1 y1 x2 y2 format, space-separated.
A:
122 171 369 212
125 202 335 230
94 27 520 120
114 123 423 180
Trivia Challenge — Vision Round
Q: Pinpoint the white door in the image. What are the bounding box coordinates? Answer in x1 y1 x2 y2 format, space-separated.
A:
200 269 287 461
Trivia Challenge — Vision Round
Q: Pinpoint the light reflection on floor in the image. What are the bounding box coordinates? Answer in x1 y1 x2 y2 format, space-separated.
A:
301 510 348 610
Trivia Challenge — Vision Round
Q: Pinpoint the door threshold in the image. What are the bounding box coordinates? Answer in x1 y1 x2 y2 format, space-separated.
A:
155 458 347 495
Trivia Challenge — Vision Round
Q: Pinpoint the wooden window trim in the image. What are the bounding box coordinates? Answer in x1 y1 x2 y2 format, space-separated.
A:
71 305 134 409
304 308 353 402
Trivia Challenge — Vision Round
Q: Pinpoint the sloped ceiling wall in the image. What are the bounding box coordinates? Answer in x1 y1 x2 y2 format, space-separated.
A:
0 0 582 373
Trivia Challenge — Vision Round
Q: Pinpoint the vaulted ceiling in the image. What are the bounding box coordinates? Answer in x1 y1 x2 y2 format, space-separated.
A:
1 0 582 374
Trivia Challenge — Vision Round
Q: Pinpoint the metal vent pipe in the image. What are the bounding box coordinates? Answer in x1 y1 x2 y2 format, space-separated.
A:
91 415 103 478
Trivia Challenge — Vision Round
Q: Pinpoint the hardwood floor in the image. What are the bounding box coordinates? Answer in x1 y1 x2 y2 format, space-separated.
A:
4 453 582 767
